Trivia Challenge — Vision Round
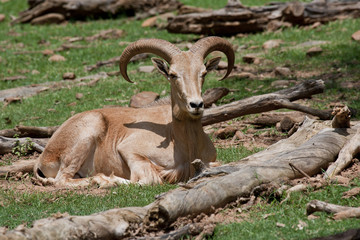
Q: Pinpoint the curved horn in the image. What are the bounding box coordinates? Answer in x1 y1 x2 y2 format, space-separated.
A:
190 37 235 80
119 39 182 83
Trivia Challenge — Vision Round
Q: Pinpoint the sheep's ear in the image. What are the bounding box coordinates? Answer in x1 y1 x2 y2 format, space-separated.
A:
205 57 222 72
151 57 169 78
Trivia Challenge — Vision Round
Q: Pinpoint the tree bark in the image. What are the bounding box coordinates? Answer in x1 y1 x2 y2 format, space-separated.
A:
167 1 360 35
12 0 182 24
306 199 360 220
202 79 329 126
324 128 360 179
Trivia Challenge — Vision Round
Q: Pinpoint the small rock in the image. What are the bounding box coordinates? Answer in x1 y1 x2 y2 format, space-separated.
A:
48 54 66 62
351 30 360 41
31 70 40 75
42 49 54 56
138 65 155 73
31 13 65 25
274 67 291 77
262 39 283 50
242 54 261 64
63 72 76 80
217 60 228 70
306 47 323 57
213 127 237 139
0 14 5 22
130 91 159 108
75 93 83 100
229 72 256 80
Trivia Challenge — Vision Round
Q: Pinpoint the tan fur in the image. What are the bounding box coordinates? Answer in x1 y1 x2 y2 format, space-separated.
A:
0 38 233 188
27 37 235 188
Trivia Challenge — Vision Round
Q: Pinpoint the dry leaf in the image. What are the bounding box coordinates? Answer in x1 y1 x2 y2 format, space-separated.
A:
276 222 285 228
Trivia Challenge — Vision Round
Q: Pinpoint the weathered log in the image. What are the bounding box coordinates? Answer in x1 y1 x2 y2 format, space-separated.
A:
324 128 360 179
306 199 360 220
246 111 310 127
167 1 360 35
12 0 182 24
0 136 47 155
201 79 328 126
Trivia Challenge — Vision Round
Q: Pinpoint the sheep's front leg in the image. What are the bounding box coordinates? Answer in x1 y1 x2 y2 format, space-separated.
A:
120 152 163 185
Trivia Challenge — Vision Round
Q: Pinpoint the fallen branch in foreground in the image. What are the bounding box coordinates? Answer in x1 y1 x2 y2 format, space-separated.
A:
324 128 360 179
306 199 360 220
1 119 359 239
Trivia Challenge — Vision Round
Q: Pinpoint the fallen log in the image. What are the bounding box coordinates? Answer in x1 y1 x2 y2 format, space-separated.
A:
12 0 182 24
324 128 360 179
306 199 360 220
0 136 46 155
167 0 360 35
1 119 359 239
201 79 329 126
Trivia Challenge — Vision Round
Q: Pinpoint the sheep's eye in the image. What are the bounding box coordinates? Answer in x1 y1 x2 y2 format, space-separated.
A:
169 73 178 80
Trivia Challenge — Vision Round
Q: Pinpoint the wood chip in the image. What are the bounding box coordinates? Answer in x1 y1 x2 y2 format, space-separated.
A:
2 75 26 81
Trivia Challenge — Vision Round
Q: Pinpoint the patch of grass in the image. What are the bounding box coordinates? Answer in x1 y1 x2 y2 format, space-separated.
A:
0 183 176 229
217 145 263 164
213 181 360 240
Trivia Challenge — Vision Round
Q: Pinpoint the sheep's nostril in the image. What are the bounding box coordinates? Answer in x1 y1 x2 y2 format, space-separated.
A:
190 101 204 109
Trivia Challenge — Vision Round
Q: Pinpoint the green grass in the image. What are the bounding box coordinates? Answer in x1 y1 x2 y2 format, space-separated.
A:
0 0 360 238
0 183 177 229
213 180 360 240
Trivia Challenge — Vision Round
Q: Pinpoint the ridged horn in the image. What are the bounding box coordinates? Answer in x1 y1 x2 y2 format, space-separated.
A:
190 37 235 80
119 39 182 83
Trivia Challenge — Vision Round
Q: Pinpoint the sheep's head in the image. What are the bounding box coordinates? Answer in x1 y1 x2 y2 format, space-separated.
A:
119 37 235 120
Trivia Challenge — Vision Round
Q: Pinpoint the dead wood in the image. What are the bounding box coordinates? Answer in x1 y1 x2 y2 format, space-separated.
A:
12 0 182 24
0 136 47 155
201 79 329 126
4 125 58 138
167 0 360 35
202 87 229 108
306 199 360 220
324 128 360 179
246 111 310 127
